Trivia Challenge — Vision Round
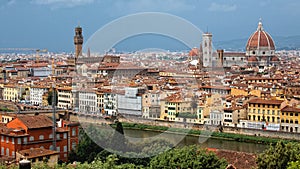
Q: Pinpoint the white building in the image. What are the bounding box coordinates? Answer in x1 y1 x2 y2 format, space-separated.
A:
103 91 118 116
208 110 224 126
223 110 234 127
117 87 143 116
32 67 52 78
78 89 97 114
30 86 49 106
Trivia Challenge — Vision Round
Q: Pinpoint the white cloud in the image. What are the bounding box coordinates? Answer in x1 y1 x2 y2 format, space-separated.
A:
208 2 237 12
112 0 195 14
31 0 95 8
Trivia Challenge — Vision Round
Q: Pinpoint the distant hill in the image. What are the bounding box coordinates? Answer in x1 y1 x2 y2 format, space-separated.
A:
214 35 300 51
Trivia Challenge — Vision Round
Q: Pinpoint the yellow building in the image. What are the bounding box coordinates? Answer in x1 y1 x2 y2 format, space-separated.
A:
160 93 192 121
280 106 300 133
142 90 160 119
202 94 223 117
247 98 284 123
197 103 205 124
96 90 104 114
230 88 261 98
3 84 19 102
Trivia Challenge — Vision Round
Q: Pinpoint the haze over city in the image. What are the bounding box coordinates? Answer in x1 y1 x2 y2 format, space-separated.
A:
1 0 300 52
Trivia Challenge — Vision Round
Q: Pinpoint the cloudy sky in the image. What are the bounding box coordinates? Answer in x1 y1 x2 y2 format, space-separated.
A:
0 0 300 52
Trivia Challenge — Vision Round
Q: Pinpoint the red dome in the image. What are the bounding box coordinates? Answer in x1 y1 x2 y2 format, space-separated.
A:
248 56 258 62
246 21 275 51
189 48 199 56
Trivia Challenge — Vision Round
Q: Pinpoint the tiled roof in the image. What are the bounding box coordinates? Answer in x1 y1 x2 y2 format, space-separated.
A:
18 148 59 159
17 115 53 129
248 98 283 105
281 106 300 113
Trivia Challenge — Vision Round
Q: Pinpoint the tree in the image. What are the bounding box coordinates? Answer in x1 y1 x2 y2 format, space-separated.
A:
69 125 106 163
149 145 227 169
47 90 58 106
288 161 300 169
191 96 198 114
110 121 126 152
257 141 300 169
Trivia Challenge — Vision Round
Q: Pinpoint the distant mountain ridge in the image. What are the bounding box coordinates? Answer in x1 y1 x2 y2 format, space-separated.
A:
214 35 300 51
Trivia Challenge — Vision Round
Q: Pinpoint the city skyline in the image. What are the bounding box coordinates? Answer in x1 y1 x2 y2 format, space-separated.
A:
1 0 300 52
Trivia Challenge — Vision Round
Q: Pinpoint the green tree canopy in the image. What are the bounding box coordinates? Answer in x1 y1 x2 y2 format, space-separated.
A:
257 141 300 169
149 145 227 169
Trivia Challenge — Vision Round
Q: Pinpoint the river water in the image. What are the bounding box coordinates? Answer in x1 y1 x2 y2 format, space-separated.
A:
124 129 269 154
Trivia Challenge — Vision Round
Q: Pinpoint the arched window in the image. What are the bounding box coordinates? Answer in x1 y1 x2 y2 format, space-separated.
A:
29 136 34 141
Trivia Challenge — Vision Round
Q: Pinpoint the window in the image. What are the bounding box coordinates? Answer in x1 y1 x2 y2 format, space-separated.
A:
64 146 67 152
17 138 21 144
72 142 76 150
12 151 15 158
49 134 53 139
12 138 14 144
6 137 8 143
39 135 44 140
1 136 3 142
72 128 76 136
49 145 54 150
6 148 9 156
56 146 60 152
29 136 34 141
56 134 60 140
1 147 4 155
63 133 67 139
23 137 27 144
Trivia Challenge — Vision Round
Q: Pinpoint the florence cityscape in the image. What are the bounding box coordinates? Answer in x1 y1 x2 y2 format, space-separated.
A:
0 1 300 169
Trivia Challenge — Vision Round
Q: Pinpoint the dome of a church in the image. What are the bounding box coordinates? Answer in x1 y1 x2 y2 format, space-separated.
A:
246 20 275 51
189 48 199 56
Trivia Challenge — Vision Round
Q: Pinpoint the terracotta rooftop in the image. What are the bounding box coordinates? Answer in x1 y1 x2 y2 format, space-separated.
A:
17 115 53 129
281 106 300 113
214 149 257 169
248 98 283 105
18 148 59 159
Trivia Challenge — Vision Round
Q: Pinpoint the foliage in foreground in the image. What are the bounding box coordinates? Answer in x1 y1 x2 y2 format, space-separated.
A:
1 145 227 169
257 141 300 169
149 145 227 169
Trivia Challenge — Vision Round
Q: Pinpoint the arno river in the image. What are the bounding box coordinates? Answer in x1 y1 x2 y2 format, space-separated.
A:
123 129 269 154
